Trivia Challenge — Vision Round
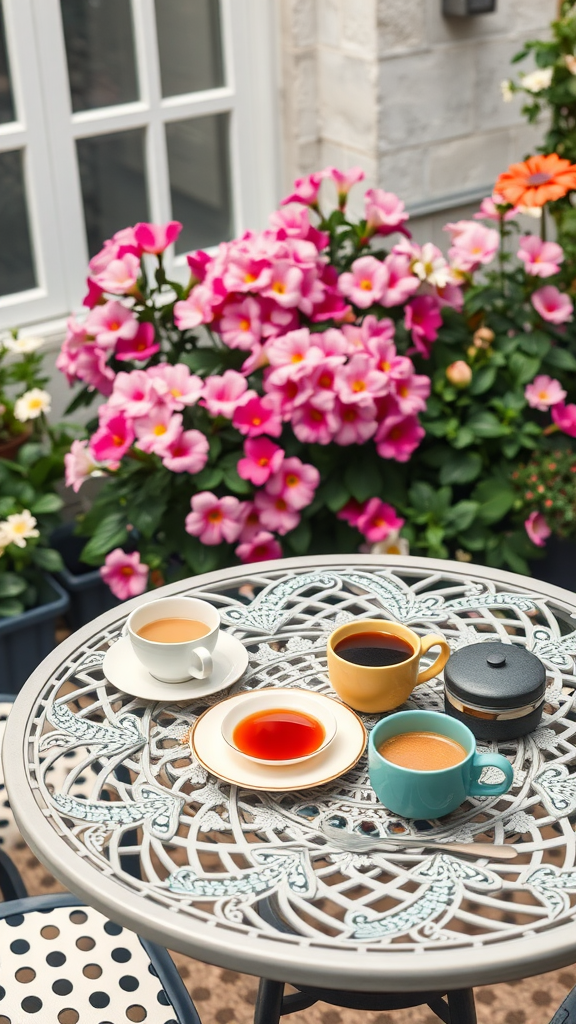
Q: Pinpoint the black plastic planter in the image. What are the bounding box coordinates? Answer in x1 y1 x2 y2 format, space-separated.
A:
51 524 120 632
0 576 69 694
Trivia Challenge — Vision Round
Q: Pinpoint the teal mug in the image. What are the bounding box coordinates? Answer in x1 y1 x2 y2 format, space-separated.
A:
368 710 514 819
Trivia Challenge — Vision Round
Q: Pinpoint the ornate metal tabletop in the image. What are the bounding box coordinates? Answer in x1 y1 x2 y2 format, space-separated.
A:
5 554 576 993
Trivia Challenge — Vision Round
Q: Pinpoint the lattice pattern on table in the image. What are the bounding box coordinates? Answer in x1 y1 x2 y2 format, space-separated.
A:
24 565 576 954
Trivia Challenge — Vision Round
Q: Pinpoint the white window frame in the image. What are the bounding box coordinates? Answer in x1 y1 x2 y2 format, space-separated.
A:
0 0 280 332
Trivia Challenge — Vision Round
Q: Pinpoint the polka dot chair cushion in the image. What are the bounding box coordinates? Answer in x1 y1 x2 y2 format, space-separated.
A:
0 900 195 1023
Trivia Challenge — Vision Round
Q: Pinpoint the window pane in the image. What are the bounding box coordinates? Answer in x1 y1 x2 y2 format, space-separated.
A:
166 115 232 253
0 150 36 296
60 0 138 113
0 1 15 124
155 0 224 97
76 129 149 257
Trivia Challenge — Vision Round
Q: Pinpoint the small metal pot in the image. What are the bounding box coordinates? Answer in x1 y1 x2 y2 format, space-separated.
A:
444 641 546 740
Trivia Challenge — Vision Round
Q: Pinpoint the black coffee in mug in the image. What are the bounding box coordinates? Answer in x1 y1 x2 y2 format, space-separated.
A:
334 631 414 667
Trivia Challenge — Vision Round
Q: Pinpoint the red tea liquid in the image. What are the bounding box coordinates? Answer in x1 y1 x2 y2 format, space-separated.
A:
233 708 325 761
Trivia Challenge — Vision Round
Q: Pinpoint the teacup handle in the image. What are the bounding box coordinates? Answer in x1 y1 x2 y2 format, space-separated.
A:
416 634 451 684
469 753 514 797
188 646 213 680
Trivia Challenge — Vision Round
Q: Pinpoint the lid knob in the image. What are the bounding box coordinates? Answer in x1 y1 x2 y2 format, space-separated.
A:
487 652 507 667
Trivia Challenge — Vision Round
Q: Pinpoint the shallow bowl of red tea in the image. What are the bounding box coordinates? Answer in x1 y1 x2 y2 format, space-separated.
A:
220 690 337 766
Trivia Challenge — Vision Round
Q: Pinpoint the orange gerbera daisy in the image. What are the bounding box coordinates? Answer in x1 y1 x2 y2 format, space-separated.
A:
494 153 576 208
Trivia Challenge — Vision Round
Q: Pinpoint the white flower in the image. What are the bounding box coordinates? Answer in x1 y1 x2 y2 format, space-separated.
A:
2 335 44 354
565 54 576 75
518 205 542 219
1 511 39 549
521 68 553 94
501 79 514 102
371 532 410 557
412 243 450 289
14 388 51 422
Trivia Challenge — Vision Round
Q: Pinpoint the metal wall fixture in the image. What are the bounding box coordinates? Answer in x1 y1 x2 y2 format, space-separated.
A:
443 0 496 15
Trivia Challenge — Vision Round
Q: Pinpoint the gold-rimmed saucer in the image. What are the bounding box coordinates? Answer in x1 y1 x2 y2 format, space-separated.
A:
190 688 367 791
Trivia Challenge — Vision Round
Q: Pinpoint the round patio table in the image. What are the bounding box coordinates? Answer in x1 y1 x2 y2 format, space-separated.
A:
5 554 576 1021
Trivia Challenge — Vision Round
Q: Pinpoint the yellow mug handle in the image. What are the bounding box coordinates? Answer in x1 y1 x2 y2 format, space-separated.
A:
416 634 451 684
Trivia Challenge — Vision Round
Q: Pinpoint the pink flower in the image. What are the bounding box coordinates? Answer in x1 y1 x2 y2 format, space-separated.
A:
233 394 282 438
254 491 300 535
337 499 364 527
134 408 182 455
133 220 182 254
266 456 320 510
404 295 443 356
92 253 141 295
86 300 138 348
185 492 244 545
447 223 499 272
364 189 409 236
524 511 551 548
238 502 262 542
220 297 262 350
64 439 99 493
393 373 431 415
380 253 420 307
115 322 159 362
525 375 567 411
375 414 425 462
262 262 304 308
265 328 324 382
174 284 218 329
474 194 518 222
90 412 135 462
333 400 378 445
552 402 576 437
517 235 564 278
100 549 149 600
326 166 365 204
291 394 339 444
531 286 573 324
108 370 155 418
338 256 388 309
237 438 284 485
187 249 212 283
282 172 325 207
73 345 115 395
161 429 209 473
337 354 389 405
202 371 249 418
445 361 473 389
236 531 282 563
223 255 272 294
83 278 105 308
147 364 203 410
356 498 405 543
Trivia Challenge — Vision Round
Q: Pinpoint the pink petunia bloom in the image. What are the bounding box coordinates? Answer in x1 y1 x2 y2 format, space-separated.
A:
254 491 300 535
100 549 149 600
236 531 283 563
269 206 323 244
108 370 155 418
281 172 325 207
524 511 551 548
333 399 378 445
223 255 273 294
313 328 353 357
266 456 320 510
517 235 564 278
238 502 263 542
380 253 420 307
263 374 311 418
86 300 138 348
90 411 135 462
133 220 182 254
326 166 365 205
291 394 339 444
161 429 209 473
65 439 100 493
173 284 219 329
447 223 499 272
338 256 388 309
220 297 262 350
375 414 425 462
92 253 141 295
356 498 405 543
364 189 409 237
83 277 105 308
532 286 573 324
147 364 203 410
474 193 518 222
134 408 183 455
74 345 115 395
233 395 283 437
552 401 576 437
237 438 284 485
393 373 431 415
404 295 443 356
201 371 250 419
115 321 159 361
337 354 389 405
262 262 304 308
265 329 325 386
187 249 212 283
185 492 244 545
524 375 567 411
307 359 346 406
337 498 365 527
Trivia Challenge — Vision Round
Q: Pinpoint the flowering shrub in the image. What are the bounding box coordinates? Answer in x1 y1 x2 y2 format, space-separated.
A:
0 332 53 443
59 160 576 596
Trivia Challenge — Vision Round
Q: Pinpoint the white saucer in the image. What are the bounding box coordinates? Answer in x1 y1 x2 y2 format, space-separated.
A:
103 632 249 702
191 688 367 792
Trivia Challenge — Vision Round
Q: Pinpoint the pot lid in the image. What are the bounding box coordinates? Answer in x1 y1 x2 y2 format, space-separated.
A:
444 641 546 709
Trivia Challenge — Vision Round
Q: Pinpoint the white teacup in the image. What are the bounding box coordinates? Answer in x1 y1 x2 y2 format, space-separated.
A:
125 597 220 682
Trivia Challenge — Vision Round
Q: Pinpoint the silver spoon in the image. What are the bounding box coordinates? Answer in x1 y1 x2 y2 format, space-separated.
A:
320 821 518 861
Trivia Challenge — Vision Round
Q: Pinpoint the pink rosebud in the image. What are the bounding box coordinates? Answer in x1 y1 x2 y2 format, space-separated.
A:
338 256 388 309
552 401 576 437
133 220 182 254
266 456 320 510
115 322 159 362
524 511 551 548
161 429 209 474
446 361 472 388
90 411 135 462
364 189 409 236
236 530 282 564
202 371 249 419
237 438 284 486
281 172 325 207
375 414 425 462
525 375 567 411
531 286 573 325
233 395 283 438
185 492 244 546
356 498 405 543
517 235 564 278
326 166 365 205
100 549 149 600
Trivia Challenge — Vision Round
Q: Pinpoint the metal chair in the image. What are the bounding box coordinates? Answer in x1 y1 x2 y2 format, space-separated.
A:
551 987 576 1024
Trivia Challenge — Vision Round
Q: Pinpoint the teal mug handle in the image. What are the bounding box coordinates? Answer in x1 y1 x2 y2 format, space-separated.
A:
468 753 513 797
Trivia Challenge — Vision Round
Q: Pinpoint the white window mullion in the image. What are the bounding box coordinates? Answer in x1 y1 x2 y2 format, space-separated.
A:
134 0 171 227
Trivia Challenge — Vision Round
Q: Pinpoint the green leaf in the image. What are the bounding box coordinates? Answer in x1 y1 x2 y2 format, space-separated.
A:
466 411 507 439
30 493 64 514
286 519 312 555
518 331 551 359
193 466 223 490
17 442 46 468
509 351 542 386
444 500 479 532
408 481 435 514
439 451 482 486
181 349 224 376
0 497 16 518
0 572 27 598
32 547 64 572
0 598 25 618
222 464 252 495
472 480 515 525
469 365 496 396
545 346 576 372
322 476 350 513
452 427 475 449
344 459 381 503
80 512 128 565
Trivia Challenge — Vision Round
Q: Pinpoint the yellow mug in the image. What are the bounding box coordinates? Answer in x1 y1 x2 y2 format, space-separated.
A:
326 619 450 714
